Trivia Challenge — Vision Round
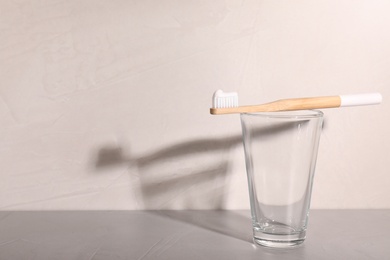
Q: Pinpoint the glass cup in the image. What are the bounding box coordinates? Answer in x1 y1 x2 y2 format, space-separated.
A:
240 110 323 248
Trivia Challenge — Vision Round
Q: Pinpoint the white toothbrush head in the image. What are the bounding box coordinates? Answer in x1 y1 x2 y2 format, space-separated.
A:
212 89 239 108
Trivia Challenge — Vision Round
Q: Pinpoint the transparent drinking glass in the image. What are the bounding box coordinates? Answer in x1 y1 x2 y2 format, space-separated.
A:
240 110 323 248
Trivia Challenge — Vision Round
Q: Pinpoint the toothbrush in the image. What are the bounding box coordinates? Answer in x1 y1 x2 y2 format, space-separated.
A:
210 90 382 115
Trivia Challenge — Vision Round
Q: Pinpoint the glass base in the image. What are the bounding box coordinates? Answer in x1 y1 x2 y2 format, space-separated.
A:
253 228 306 248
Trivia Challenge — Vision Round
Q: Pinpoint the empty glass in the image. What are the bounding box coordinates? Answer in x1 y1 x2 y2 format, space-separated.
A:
240 110 323 247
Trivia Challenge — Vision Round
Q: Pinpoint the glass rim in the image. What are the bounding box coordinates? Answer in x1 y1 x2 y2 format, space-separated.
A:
240 110 324 119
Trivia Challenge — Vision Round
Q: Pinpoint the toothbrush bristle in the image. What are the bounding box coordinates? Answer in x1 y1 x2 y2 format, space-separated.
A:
212 90 238 108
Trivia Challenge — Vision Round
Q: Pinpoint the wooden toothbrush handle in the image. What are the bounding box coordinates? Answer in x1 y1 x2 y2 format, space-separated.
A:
268 96 342 111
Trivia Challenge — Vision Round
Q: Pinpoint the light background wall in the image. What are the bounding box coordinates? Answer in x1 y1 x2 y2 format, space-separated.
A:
1 0 389 210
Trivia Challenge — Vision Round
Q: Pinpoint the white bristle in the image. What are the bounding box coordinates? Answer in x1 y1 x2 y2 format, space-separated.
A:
212 90 238 108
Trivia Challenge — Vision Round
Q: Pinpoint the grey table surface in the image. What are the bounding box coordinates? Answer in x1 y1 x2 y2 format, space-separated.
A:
0 210 389 260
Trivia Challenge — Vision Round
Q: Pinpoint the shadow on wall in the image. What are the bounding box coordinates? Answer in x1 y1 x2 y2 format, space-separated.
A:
95 136 240 209
94 121 308 210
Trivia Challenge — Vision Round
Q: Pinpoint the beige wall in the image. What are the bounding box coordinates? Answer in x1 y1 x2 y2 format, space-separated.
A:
1 0 389 210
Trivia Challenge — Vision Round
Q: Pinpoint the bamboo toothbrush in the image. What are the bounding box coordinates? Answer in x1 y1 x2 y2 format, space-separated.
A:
210 90 382 115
